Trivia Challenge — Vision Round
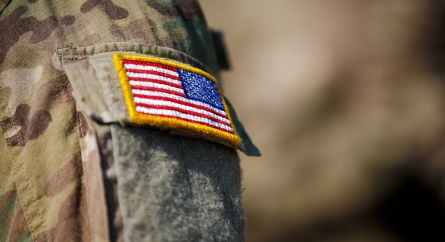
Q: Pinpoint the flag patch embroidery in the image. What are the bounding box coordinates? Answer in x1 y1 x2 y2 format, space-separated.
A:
113 54 241 147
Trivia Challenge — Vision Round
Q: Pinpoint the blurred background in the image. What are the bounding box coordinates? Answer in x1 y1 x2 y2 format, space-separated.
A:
200 0 445 241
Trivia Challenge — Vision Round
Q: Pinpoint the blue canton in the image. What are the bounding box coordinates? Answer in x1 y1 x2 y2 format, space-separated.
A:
178 69 225 110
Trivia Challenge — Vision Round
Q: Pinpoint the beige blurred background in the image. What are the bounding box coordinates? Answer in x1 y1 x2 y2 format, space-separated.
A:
200 0 445 241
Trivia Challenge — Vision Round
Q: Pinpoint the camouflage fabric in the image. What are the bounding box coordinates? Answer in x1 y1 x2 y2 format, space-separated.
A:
0 0 258 241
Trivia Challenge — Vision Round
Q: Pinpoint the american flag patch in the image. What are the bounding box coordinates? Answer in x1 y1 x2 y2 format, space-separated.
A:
113 54 241 147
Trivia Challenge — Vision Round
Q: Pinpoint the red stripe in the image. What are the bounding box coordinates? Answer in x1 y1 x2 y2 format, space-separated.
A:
125 69 180 80
135 111 234 133
135 103 231 126
129 77 183 89
131 86 186 97
123 60 177 72
133 94 228 119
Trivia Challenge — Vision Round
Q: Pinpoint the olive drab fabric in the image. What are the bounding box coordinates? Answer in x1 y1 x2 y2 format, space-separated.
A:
0 1 258 241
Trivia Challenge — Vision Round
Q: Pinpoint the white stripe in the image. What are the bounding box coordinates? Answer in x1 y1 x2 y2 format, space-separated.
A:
134 97 231 124
131 89 227 116
127 72 182 86
130 81 184 94
135 106 233 132
124 64 179 77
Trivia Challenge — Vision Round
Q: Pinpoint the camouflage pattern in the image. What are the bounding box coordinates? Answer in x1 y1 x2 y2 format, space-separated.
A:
0 0 251 241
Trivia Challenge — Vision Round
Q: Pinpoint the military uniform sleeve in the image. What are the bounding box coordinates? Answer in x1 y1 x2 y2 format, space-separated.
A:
0 1 259 241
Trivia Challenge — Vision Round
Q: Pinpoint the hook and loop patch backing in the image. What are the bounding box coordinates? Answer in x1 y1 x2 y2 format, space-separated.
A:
113 53 242 147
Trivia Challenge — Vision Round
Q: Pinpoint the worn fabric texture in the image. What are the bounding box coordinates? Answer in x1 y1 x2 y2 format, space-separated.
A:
112 126 245 242
1 0 256 241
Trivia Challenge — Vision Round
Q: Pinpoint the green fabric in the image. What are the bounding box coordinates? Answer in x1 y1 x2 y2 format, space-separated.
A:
112 125 245 242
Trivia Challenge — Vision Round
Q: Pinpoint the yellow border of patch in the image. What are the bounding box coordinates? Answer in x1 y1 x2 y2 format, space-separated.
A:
113 53 241 147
